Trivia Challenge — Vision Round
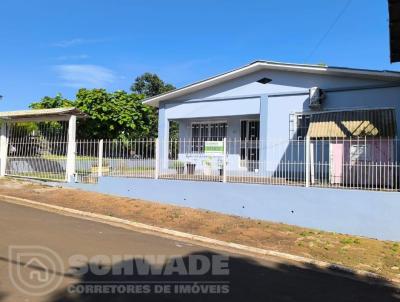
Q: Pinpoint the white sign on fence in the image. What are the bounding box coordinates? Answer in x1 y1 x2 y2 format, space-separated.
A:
204 141 224 156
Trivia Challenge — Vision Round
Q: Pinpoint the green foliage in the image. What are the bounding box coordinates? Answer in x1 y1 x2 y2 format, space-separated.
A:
30 89 157 140
10 122 39 137
30 73 176 140
130 72 175 97
74 89 157 139
340 237 361 245
171 161 185 168
30 93 73 109
169 121 179 140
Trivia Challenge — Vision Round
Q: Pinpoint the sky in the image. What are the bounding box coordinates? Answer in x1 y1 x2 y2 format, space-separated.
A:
0 0 397 111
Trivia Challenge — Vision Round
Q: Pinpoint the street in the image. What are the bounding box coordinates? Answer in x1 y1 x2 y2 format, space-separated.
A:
0 200 398 302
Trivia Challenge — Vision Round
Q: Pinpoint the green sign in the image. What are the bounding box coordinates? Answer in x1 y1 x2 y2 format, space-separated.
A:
204 141 224 155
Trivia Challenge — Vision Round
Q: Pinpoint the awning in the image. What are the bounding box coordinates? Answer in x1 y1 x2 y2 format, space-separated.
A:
389 0 400 63
307 109 397 138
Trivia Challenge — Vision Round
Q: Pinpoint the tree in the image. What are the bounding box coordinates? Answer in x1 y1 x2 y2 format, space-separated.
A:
28 93 74 139
131 73 175 97
30 89 158 140
30 73 175 140
131 72 178 140
30 93 73 109
74 89 157 139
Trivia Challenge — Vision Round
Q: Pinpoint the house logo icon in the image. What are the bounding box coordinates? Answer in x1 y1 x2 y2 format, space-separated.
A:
25 258 50 283
8 246 64 296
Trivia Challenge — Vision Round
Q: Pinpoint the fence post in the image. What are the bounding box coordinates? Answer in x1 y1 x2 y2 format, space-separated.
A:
305 136 310 187
155 138 159 179
310 141 315 185
66 115 76 182
98 139 103 177
223 137 227 183
0 122 8 177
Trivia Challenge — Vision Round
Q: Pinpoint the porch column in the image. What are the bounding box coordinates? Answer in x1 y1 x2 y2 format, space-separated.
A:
259 95 268 171
0 122 8 177
66 115 76 182
158 104 169 169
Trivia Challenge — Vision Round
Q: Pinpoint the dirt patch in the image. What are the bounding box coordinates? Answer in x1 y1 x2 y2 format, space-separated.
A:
0 177 399 281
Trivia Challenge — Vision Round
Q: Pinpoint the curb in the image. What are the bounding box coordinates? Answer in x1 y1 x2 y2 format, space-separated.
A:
0 193 398 288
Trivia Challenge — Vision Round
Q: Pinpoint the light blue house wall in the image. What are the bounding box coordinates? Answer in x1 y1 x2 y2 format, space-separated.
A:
157 69 400 171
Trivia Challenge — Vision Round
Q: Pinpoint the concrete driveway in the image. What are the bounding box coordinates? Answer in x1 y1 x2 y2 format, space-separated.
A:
0 200 398 302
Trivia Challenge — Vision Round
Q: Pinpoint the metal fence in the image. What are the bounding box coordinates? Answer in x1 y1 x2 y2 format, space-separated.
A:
75 139 156 183
159 138 399 191
6 137 68 181
4 137 400 191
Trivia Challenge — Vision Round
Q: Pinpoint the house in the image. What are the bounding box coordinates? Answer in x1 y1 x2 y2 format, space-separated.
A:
143 61 400 187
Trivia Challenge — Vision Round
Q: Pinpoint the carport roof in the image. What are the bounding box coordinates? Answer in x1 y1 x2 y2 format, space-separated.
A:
0 107 86 121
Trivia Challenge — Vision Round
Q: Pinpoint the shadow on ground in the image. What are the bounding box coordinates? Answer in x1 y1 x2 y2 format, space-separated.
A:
48 251 400 302
0 291 5 302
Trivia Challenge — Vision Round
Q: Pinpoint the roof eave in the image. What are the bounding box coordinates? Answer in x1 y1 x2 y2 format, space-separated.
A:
142 61 400 108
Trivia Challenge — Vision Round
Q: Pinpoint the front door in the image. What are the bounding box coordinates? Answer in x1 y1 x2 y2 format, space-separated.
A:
329 142 344 184
240 120 260 171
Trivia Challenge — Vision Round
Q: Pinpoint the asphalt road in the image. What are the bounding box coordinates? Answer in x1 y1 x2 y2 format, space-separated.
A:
0 200 399 302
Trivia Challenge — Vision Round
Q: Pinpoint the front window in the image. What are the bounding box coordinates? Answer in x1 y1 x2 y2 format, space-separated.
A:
191 122 227 152
293 114 311 140
350 143 371 162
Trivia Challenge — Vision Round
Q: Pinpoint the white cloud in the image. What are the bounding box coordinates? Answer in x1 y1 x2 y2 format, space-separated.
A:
52 38 106 48
54 65 117 88
55 54 90 61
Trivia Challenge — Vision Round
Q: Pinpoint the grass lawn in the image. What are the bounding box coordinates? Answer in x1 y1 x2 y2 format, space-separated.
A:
0 177 399 283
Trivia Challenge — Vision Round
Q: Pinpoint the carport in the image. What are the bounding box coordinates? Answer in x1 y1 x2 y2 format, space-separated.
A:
0 108 86 182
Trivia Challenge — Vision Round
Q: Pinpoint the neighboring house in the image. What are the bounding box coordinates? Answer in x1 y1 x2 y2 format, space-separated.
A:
143 61 400 187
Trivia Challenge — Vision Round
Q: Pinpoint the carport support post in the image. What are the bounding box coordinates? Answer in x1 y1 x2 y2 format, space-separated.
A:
66 115 76 182
0 122 8 177
158 104 169 169
305 136 310 187
155 138 159 179
98 139 103 177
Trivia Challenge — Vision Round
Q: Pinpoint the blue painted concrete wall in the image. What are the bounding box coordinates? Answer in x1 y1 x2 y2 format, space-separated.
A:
63 177 400 241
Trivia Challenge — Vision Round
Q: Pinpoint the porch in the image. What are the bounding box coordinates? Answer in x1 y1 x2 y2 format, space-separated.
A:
155 108 399 190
